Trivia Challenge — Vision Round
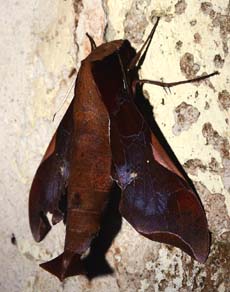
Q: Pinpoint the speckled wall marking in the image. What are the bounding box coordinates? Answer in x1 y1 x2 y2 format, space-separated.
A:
172 101 200 135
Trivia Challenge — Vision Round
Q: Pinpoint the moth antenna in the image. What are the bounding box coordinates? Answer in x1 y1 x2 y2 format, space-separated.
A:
117 52 130 96
129 16 160 70
53 77 76 121
86 33 97 51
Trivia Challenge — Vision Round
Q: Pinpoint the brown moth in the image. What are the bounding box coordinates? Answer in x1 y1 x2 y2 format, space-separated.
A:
29 18 219 281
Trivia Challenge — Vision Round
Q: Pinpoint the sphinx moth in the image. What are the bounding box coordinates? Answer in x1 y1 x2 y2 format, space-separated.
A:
29 17 218 281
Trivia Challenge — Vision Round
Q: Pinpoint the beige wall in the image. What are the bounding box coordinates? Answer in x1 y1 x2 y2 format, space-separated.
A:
0 0 229 291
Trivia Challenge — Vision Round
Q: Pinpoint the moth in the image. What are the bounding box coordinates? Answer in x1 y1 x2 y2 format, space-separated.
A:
29 17 219 281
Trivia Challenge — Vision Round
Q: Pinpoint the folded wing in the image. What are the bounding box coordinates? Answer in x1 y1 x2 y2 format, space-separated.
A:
118 137 209 262
29 100 74 242
110 100 209 263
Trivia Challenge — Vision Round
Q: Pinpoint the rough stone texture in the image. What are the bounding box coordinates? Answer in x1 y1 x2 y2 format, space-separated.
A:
218 89 230 110
0 0 229 291
172 102 200 135
180 52 200 79
124 0 150 45
193 32 202 44
213 54 225 69
200 2 230 56
202 122 230 159
175 0 187 15
183 159 207 176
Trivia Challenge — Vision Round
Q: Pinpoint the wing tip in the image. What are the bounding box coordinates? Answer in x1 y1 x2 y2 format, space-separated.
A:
40 252 85 281
140 229 210 263
29 210 52 242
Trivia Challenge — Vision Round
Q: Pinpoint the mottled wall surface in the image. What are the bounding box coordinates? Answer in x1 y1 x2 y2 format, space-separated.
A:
0 0 229 291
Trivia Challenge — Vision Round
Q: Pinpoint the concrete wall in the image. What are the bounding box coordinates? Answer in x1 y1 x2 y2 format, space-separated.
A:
0 0 229 291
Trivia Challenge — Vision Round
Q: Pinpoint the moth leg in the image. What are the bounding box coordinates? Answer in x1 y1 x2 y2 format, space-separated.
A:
133 71 219 92
86 33 97 51
129 17 160 70
163 86 172 95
